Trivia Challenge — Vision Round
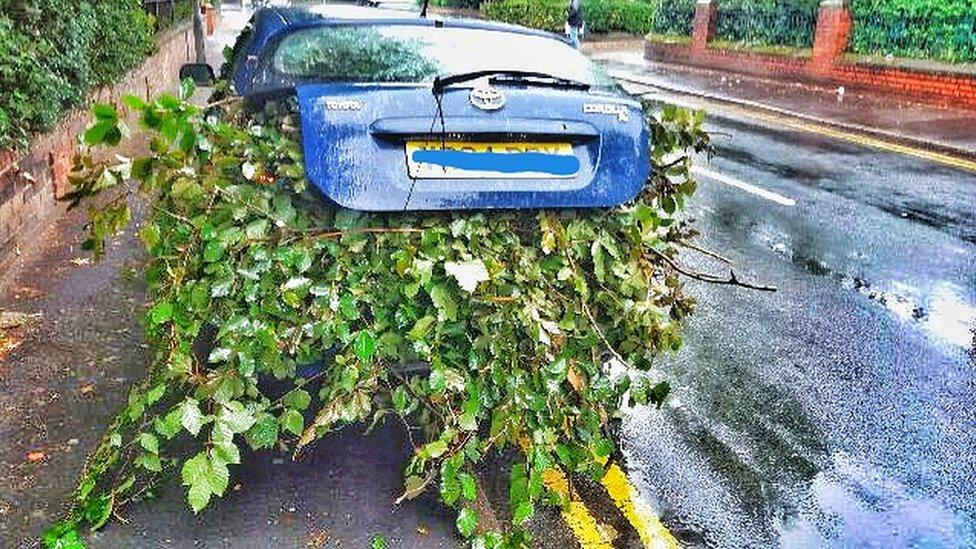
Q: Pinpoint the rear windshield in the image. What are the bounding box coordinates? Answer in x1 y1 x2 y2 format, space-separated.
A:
272 24 617 89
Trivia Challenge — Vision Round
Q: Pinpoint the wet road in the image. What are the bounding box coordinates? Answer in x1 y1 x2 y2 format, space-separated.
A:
621 104 976 547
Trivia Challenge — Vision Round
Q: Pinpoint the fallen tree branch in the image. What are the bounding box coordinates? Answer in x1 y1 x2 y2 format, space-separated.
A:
650 248 776 292
679 240 733 265
305 227 423 240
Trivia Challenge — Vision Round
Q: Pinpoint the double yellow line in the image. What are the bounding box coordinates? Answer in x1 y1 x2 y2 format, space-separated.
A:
542 463 680 548
614 74 976 174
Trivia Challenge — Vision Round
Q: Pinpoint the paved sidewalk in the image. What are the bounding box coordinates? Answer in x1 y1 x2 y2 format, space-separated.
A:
591 50 976 156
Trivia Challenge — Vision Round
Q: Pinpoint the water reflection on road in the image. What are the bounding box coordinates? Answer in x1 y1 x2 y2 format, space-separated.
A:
621 111 976 548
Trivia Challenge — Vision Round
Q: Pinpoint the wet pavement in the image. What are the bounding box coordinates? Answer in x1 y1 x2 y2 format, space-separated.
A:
611 86 976 546
596 51 976 154
3 8 976 549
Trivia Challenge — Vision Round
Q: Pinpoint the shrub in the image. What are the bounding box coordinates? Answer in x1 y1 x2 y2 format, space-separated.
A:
651 0 695 36
714 0 821 48
850 0 976 62
429 0 483 8
482 0 657 35
0 0 155 150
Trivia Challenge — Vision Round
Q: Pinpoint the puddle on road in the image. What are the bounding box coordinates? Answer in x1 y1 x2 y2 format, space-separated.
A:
753 222 976 350
777 452 974 547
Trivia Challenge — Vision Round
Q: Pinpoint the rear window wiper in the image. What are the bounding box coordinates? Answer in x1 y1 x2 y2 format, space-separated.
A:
432 70 590 94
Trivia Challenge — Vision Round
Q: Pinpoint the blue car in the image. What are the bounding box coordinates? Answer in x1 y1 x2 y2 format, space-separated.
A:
194 4 649 211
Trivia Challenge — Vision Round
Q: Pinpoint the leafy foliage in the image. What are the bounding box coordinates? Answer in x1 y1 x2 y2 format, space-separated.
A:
650 0 696 37
714 0 821 49
429 0 484 8
44 79 708 547
0 0 154 150
482 0 658 35
850 0 976 63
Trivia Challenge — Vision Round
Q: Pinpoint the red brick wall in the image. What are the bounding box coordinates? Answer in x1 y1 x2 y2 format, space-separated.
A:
811 6 852 75
646 41 809 79
0 24 193 269
644 41 976 108
691 2 718 53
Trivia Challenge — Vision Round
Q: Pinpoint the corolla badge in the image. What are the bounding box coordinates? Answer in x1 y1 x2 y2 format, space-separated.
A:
469 85 506 111
583 103 630 123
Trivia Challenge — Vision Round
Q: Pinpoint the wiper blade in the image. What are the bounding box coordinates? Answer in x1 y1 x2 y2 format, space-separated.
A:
489 74 590 91
432 70 590 94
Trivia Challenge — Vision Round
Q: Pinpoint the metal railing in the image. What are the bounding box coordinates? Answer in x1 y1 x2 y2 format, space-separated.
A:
850 13 976 63
715 3 818 48
142 0 193 33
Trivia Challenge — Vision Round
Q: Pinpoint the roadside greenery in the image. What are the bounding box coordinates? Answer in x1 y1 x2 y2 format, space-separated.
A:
714 0 821 48
850 0 976 63
649 0 696 37
44 76 708 547
482 0 657 35
0 0 154 150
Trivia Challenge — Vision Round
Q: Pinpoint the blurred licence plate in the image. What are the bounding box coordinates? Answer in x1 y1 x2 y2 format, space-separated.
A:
406 140 577 179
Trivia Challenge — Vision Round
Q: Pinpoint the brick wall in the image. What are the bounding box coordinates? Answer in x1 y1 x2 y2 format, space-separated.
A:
645 0 976 110
645 40 976 108
0 23 193 270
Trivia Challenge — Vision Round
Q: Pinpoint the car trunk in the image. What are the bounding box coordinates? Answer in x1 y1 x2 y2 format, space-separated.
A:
295 83 649 210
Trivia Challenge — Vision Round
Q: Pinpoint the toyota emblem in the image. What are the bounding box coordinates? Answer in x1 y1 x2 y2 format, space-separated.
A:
469 85 506 111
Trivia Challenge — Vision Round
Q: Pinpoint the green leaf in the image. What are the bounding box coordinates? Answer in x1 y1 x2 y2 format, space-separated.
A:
282 389 312 411
147 301 174 325
42 521 85 549
458 412 477 432
425 440 448 459
456 507 478 538
246 414 279 450
92 103 119 122
512 500 534 525
353 330 376 362
155 407 183 439
648 380 671 409
459 472 478 501
214 441 241 465
121 94 146 111
429 284 458 321
138 432 159 454
136 452 162 472
207 454 230 496
181 452 209 487
280 409 304 436
82 493 113 530
180 398 204 436
218 401 255 434
371 535 388 549
187 478 212 513
392 386 411 413
145 384 166 406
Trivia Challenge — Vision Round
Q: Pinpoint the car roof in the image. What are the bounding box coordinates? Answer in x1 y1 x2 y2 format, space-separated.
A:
260 4 571 45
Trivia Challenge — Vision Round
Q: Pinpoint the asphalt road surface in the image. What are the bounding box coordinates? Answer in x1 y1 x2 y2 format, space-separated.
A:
620 101 976 547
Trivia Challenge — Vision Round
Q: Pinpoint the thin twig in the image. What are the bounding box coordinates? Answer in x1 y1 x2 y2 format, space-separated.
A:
205 95 243 110
562 253 636 370
305 227 423 239
679 241 733 265
650 248 776 292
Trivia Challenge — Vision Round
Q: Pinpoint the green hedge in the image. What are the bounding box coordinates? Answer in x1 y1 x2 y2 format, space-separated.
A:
715 0 821 48
482 0 657 35
850 0 976 62
0 0 155 150
429 0 483 8
651 0 695 36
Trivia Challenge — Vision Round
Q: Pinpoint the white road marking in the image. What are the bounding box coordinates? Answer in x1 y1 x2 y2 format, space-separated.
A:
693 166 797 206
